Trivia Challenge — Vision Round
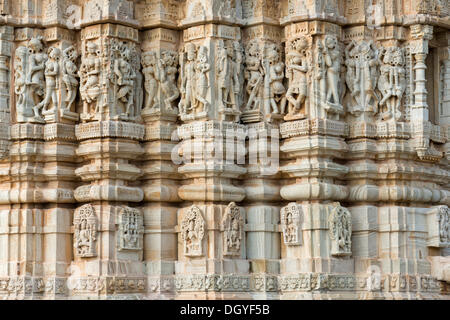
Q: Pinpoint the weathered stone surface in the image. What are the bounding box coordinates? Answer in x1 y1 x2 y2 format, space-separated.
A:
0 0 448 300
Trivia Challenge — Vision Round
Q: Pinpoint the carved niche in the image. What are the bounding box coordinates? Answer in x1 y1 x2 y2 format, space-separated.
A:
220 202 244 256
14 37 48 123
328 202 352 256
117 206 144 251
178 43 210 120
74 204 97 258
280 202 303 246
181 205 206 257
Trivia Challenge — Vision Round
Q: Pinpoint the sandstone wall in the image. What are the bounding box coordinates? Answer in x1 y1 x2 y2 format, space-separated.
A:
0 0 448 299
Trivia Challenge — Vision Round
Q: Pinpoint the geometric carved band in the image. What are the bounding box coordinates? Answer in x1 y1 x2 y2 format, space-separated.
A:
75 121 145 141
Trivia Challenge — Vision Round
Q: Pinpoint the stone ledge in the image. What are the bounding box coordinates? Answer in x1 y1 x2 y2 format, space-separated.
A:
75 121 145 141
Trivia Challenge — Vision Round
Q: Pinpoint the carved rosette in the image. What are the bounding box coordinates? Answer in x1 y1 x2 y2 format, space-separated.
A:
181 205 206 257
117 206 144 251
328 202 352 256
74 204 97 258
280 202 303 246
220 202 244 256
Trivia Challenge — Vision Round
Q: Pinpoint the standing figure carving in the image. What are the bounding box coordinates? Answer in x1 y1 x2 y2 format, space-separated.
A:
328 202 352 256
112 41 137 119
345 40 379 118
179 43 210 117
159 50 179 111
74 204 97 258
195 45 210 114
244 40 263 111
39 47 60 116
216 40 235 110
378 46 406 121
280 202 303 246
316 35 344 117
181 205 205 257
79 42 102 121
221 202 244 256
14 37 48 123
61 46 79 115
233 41 245 111
285 37 310 119
142 51 158 112
263 43 286 115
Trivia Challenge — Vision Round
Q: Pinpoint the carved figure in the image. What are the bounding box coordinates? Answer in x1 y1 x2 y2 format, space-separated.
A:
79 42 101 121
113 43 136 118
159 50 179 111
142 51 158 111
74 204 97 257
378 46 406 121
181 205 205 256
221 202 244 256
323 35 342 112
281 202 303 246
244 40 263 111
345 40 379 117
329 202 352 256
179 43 197 115
38 47 60 114
263 43 286 115
194 45 210 113
14 37 48 123
61 46 79 113
118 206 144 251
438 206 450 244
217 40 235 110
286 37 309 118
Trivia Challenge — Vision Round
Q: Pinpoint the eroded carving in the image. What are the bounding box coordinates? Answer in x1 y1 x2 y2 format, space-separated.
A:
280 202 303 246
328 202 352 256
74 204 97 258
221 202 244 256
378 46 406 121
181 205 205 257
14 37 48 123
118 206 144 251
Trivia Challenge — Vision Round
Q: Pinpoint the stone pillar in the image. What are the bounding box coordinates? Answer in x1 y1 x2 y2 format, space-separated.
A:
139 27 181 299
70 4 146 297
240 3 284 298
174 0 249 299
280 19 354 298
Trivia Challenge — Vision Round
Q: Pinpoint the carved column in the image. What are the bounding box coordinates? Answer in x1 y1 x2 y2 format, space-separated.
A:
241 2 283 298
139 25 181 298
174 0 249 299
71 7 146 297
280 19 354 298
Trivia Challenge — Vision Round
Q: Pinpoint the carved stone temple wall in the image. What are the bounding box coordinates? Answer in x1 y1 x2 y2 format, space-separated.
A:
0 0 449 300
